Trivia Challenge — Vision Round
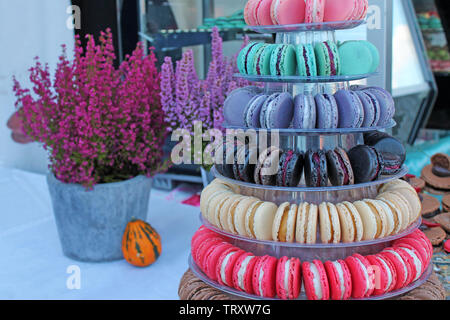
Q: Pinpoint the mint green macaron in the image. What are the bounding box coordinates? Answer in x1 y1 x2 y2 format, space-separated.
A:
252 44 276 76
314 41 341 76
338 41 380 75
269 44 297 77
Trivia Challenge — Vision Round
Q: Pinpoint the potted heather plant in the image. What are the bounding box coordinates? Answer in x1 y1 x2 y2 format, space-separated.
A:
12 30 168 262
160 27 253 186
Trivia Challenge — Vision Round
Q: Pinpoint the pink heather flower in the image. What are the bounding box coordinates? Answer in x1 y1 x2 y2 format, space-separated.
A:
13 29 169 188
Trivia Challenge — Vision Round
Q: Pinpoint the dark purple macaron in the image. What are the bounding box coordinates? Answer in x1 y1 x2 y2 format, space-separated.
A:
293 94 317 129
347 145 383 183
254 146 282 186
334 89 364 128
361 87 395 126
215 140 243 179
381 153 403 176
224 86 263 127
326 147 355 186
276 150 304 187
353 90 381 127
244 94 268 128
363 131 406 165
233 145 258 183
304 150 328 187
315 94 339 129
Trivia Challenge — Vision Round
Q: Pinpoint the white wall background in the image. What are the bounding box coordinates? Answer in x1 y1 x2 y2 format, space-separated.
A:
0 0 74 174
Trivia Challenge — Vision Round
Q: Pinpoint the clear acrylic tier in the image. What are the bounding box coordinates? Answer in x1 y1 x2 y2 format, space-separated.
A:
200 213 421 261
222 120 397 135
247 20 366 34
234 72 377 83
212 165 408 199
189 255 432 301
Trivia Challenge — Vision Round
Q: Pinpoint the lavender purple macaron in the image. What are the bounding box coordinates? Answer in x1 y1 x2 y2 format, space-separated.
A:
224 86 263 127
259 92 294 129
315 94 339 129
293 94 317 129
334 89 364 128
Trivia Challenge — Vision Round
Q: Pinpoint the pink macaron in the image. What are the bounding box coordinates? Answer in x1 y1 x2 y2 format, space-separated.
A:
216 248 246 287
192 236 224 268
271 0 306 25
324 260 352 300
191 226 219 249
408 230 433 263
244 0 260 26
366 254 397 296
395 244 424 283
252 255 278 298
232 253 259 294
255 0 274 26
305 0 325 23
357 0 369 20
302 260 330 300
393 237 429 269
276 256 302 300
345 254 374 298
323 0 357 22
203 242 235 280
380 247 412 290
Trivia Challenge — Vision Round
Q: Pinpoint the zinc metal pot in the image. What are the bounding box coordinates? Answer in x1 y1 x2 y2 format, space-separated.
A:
47 174 152 262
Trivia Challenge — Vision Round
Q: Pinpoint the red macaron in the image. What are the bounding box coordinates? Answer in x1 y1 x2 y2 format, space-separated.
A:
216 248 245 287
394 244 424 283
380 247 412 290
406 230 433 264
324 260 352 300
302 260 330 300
393 237 429 270
276 256 302 300
365 254 397 296
203 242 235 280
345 254 374 298
193 236 224 268
232 253 259 294
252 255 278 298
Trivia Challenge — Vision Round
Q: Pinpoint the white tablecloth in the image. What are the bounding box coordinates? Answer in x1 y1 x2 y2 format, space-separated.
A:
0 167 202 299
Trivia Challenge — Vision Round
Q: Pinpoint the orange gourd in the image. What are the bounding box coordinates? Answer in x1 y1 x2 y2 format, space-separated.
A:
122 219 161 267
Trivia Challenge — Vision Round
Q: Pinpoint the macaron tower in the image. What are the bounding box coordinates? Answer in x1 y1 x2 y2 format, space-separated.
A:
185 1 432 301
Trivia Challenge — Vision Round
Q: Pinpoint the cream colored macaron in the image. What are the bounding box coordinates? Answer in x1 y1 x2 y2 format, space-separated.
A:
272 203 298 242
296 202 318 244
354 200 380 240
251 202 278 241
336 201 363 243
319 202 341 244
220 195 245 233
200 181 231 216
379 180 421 221
374 199 395 236
364 199 388 238
214 194 243 229
377 192 410 230
233 197 260 236
244 201 265 238
376 198 403 234
207 192 234 225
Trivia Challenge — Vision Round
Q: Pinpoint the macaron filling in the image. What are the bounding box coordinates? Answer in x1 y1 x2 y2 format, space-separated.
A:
275 47 284 76
335 151 350 185
402 247 422 281
354 256 371 296
376 256 393 292
244 43 258 74
333 261 346 300
282 151 295 186
385 249 408 286
237 255 254 291
324 42 337 75
309 263 323 299
283 260 291 296
220 251 236 285
313 153 322 187
302 46 312 76
258 267 265 297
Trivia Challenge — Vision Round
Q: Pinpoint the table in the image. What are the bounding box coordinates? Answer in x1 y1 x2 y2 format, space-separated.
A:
0 167 202 300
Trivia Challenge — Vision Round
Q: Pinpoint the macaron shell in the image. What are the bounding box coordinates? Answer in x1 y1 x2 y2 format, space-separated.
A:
315 94 339 129
380 248 412 289
339 41 374 75
271 0 306 25
302 260 330 300
224 86 262 126
253 202 278 240
270 44 297 76
296 44 318 77
217 248 245 287
244 201 265 238
272 202 290 241
276 256 302 300
265 92 295 129
376 198 403 235
255 0 274 26
232 253 258 293
354 200 378 240
345 254 374 298
233 197 260 236
244 0 259 26
252 255 278 298
324 0 357 21
204 242 235 280
364 199 388 239
195 237 225 270
393 238 428 271
335 202 357 242
293 94 317 129
324 260 352 300
395 244 424 281
319 202 341 244
377 192 410 231
254 45 276 76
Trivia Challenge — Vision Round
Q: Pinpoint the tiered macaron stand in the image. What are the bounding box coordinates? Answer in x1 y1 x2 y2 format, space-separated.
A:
188 20 432 300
